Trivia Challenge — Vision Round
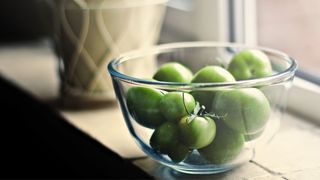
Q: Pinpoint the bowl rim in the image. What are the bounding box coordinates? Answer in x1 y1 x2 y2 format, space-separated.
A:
108 41 298 89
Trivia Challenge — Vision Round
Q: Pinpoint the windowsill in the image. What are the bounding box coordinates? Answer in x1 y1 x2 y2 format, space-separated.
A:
288 77 320 125
1 41 320 179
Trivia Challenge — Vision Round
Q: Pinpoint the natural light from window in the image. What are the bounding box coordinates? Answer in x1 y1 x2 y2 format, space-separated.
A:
257 0 320 74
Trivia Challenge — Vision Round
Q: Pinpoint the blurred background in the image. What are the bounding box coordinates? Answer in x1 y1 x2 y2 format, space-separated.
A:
0 0 319 82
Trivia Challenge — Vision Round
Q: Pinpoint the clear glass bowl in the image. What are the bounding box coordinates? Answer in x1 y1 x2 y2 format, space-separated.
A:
108 42 298 174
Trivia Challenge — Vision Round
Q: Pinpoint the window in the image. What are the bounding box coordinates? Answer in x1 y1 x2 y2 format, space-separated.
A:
160 0 231 43
257 0 320 75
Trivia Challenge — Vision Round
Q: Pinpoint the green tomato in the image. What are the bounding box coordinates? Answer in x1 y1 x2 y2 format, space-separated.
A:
126 87 165 128
227 49 272 80
150 122 179 154
191 66 235 83
199 120 244 164
153 62 193 83
178 116 216 149
160 92 196 122
213 88 271 134
167 143 191 163
191 66 235 111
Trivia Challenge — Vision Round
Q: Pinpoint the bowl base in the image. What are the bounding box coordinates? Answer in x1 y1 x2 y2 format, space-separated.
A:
170 165 234 175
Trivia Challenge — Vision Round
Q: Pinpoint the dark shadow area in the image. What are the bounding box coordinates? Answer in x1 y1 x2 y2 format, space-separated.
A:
0 0 53 42
0 75 151 178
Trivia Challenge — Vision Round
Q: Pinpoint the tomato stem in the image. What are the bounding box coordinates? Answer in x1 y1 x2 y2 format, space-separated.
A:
197 105 206 116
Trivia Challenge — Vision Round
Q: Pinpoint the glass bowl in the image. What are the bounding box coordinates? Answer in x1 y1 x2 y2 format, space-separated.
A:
107 42 298 174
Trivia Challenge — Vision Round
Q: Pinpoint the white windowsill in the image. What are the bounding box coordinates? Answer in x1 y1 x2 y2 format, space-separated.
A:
288 77 320 124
